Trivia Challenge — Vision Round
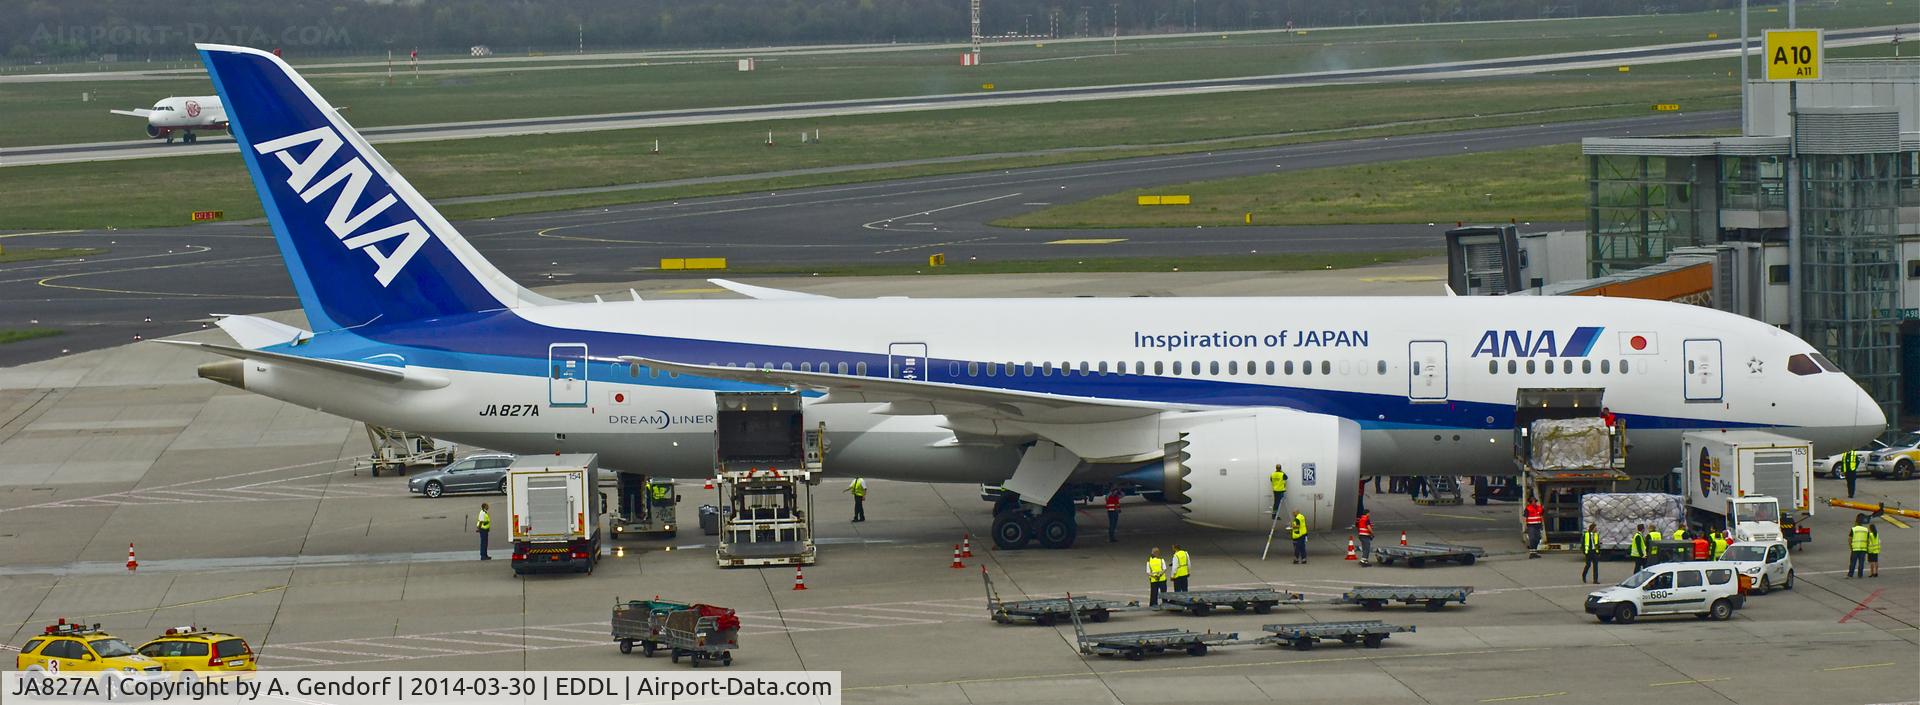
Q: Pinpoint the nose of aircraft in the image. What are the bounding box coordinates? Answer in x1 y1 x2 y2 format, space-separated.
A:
1854 384 1888 441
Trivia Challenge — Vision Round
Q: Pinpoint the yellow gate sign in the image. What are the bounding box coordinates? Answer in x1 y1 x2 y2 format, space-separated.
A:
1764 29 1822 81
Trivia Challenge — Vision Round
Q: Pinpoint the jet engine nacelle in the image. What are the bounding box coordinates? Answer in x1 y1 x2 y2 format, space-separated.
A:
1155 408 1360 532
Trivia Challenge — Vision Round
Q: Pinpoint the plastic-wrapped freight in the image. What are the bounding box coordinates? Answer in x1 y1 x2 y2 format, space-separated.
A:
1529 418 1612 470
1581 493 1685 549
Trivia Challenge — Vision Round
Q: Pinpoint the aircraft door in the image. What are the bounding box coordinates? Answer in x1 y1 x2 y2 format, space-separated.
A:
1407 340 1447 402
548 343 589 407
888 343 928 381
1683 338 1722 402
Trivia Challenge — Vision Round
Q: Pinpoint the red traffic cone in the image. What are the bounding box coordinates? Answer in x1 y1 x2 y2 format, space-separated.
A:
126 543 138 571
1399 530 1409 546
1344 537 1358 561
703 477 715 490
950 545 966 569
791 565 807 590
960 534 974 558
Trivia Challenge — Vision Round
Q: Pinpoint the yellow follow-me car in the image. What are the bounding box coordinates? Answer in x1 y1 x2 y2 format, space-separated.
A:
14 619 164 675
137 625 257 673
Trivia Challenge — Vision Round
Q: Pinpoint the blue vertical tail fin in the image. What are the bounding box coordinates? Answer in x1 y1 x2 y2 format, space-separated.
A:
197 44 552 331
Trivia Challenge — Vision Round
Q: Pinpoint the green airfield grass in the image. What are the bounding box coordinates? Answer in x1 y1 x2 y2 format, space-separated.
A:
2 0 1901 147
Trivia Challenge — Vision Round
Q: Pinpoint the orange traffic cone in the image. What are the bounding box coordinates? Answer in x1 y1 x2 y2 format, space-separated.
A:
950 545 966 569
1399 530 1409 546
703 477 715 490
791 565 807 590
960 534 974 558
1344 537 1358 561
126 543 138 571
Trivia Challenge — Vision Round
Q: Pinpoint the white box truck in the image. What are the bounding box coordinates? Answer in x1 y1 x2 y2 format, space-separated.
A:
1678 431 1813 544
506 453 603 574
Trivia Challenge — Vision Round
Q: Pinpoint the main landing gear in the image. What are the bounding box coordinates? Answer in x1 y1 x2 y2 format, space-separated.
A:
992 491 1083 550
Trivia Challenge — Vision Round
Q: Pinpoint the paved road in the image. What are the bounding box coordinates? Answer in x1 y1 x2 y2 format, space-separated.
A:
0 110 1731 367
4 25 1899 167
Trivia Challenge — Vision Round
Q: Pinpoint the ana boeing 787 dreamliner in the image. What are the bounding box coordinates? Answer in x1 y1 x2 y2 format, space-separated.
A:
170 44 1883 549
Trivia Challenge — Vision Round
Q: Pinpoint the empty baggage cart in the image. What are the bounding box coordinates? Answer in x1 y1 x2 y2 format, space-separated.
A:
1156 588 1303 616
1334 586 1473 611
983 567 1139 625
1255 621 1414 650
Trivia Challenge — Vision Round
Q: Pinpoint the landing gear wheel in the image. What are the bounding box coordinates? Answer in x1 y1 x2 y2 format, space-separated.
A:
424 481 443 498
992 513 1032 550
1035 512 1077 549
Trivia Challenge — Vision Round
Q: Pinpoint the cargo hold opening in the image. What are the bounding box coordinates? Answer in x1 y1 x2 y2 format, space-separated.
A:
714 392 806 472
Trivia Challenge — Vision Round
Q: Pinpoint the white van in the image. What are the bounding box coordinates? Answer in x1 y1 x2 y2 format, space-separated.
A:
1584 561 1746 624
1718 541 1794 594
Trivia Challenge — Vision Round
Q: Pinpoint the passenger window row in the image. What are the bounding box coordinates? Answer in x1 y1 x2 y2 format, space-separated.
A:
1486 358 1633 375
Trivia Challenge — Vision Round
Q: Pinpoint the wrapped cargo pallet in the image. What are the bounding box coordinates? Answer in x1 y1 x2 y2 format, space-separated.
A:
1581 493 1684 550
1529 418 1612 470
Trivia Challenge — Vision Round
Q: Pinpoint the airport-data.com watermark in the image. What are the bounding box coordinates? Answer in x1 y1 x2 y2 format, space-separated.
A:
5 671 840 705
29 23 353 49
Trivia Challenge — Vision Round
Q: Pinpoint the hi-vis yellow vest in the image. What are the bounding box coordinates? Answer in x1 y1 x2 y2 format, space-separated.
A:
476 510 491 531
1171 550 1190 579
1147 556 1166 581
1289 513 1308 540
1270 470 1288 492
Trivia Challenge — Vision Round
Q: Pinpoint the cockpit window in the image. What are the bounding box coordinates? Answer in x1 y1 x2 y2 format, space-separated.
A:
1786 354 1821 376
1809 353 1841 372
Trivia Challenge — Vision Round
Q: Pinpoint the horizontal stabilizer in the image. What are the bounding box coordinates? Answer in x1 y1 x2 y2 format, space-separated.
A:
157 340 448 389
212 314 311 350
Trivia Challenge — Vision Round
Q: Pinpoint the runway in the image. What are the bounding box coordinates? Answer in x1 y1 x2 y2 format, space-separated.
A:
0 110 1732 367
3 25 1898 167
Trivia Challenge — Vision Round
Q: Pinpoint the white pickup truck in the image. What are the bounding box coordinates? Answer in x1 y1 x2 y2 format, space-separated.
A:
1584 561 1746 624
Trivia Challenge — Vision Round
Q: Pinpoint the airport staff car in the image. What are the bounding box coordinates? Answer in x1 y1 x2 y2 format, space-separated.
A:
1584 561 1745 624
137 626 255 672
1865 431 1920 480
15 620 165 676
1717 541 1794 594
408 453 516 498
1815 441 1883 479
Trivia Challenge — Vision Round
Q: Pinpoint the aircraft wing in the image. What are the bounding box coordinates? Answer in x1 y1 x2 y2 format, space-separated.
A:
159 340 448 389
620 355 1191 424
707 279 834 300
109 109 154 118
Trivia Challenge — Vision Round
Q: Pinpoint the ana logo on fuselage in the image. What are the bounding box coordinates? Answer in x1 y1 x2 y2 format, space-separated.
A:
1470 326 1604 358
253 126 430 287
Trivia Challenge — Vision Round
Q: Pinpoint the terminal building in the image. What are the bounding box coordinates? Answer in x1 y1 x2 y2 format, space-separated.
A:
1448 59 1920 426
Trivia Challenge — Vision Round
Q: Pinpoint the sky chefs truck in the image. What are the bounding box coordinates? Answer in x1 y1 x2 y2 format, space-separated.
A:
507 454 604 574
1678 431 1813 544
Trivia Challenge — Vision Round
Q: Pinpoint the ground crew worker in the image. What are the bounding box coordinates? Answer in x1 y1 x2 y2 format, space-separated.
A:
1170 544 1191 592
1867 524 1881 578
1629 523 1649 572
1671 525 1687 542
1710 530 1729 560
1690 534 1710 560
1523 496 1544 558
845 477 866 522
1105 487 1122 543
1847 517 1871 578
1147 548 1168 606
1270 465 1288 515
476 502 492 561
1839 450 1860 499
1648 526 1665 564
1289 510 1309 564
649 480 672 503
1579 523 1601 583
1356 508 1375 567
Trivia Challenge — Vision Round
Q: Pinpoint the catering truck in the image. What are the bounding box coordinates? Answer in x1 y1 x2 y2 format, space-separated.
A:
506 454 603 574
1678 431 1813 544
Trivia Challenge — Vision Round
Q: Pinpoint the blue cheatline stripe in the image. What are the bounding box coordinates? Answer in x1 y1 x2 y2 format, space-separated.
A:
1561 326 1604 357
200 48 339 332
264 309 1762 433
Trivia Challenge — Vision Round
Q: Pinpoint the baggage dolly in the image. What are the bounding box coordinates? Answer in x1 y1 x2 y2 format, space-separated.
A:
611 597 692 657
1333 586 1473 611
983 567 1140 625
1255 621 1414 650
1371 542 1487 568
1067 595 1237 661
1156 588 1304 616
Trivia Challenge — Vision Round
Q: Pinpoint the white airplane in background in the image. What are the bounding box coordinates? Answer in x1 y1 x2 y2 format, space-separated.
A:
167 44 1884 550
110 95 227 143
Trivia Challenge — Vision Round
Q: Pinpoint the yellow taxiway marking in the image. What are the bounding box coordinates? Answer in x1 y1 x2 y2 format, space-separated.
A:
1650 677 1729 687
1879 515 1910 529
1359 275 1444 283
1045 238 1127 245
89 586 289 618
658 288 727 294
1821 662 1895 672
1481 692 1566 703
1424 512 1500 522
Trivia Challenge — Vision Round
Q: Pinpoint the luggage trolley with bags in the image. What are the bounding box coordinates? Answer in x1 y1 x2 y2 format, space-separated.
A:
611 597 692 656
